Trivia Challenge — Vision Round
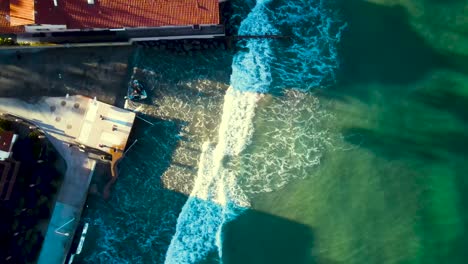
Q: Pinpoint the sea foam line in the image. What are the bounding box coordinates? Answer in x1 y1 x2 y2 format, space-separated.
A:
165 0 275 262
164 88 260 264
164 0 344 263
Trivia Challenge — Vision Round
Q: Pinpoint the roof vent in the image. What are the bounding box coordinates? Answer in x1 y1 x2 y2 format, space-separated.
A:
53 0 58 7
88 0 95 4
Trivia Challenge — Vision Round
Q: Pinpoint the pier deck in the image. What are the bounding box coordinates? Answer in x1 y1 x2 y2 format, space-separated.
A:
0 95 135 264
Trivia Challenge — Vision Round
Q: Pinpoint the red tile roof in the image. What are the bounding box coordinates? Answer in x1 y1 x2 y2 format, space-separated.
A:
9 0 35 26
0 0 25 33
0 131 14 152
1 0 219 33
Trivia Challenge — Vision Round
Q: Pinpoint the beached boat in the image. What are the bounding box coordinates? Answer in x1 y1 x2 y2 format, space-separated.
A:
125 80 147 101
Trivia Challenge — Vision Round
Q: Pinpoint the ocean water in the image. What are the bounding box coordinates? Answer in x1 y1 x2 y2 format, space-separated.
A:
76 0 468 263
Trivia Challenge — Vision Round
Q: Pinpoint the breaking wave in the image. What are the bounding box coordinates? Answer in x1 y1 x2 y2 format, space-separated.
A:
165 0 344 263
165 88 260 263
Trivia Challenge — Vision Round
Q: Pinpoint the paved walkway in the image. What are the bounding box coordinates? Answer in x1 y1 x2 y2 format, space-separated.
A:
15 25 225 44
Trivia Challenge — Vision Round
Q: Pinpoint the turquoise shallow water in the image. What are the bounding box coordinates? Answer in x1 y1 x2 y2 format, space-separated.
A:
77 0 468 263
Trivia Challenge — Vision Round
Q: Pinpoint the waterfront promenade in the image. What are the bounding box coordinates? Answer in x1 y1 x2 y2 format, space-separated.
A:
0 95 135 264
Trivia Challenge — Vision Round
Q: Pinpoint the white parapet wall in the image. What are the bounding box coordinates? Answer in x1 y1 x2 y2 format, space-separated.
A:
25 24 67 33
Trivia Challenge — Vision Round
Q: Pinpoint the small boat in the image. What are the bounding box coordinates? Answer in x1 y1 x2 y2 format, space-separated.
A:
125 80 147 101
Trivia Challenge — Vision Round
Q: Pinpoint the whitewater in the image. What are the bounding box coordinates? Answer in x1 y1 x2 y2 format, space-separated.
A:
165 0 343 263
164 1 273 262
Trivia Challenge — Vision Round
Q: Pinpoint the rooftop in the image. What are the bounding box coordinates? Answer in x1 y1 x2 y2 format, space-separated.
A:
10 0 34 26
0 1 23 33
0 95 136 264
1 0 220 34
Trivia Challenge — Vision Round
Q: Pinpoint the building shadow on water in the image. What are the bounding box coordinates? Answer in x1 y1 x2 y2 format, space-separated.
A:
93 113 187 195
72 113 323 263
128 51 232 111
320 0 468 164
313 1 468 263
339 71 468 164
411 82 468 124
339 83 468 263
72 114 189 263
76 194 323 264
338 0 451 83
317 0 461 103
222 209 323 264
342 126 468 162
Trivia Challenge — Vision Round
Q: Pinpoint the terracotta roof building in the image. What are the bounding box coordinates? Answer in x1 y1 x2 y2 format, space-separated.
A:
10 0 35 26
0 0 25 33
0 0 222 39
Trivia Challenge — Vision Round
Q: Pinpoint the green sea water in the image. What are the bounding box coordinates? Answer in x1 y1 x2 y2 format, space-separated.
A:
77 0 468 263
234 1 468 263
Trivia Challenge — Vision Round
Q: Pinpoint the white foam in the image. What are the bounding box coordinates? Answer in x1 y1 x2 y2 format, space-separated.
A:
237 91 332 194
164 0 344 263
83 217 133 264
230 0 277 93
165 1 279 261
271 0 345 90
165 87 258 264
